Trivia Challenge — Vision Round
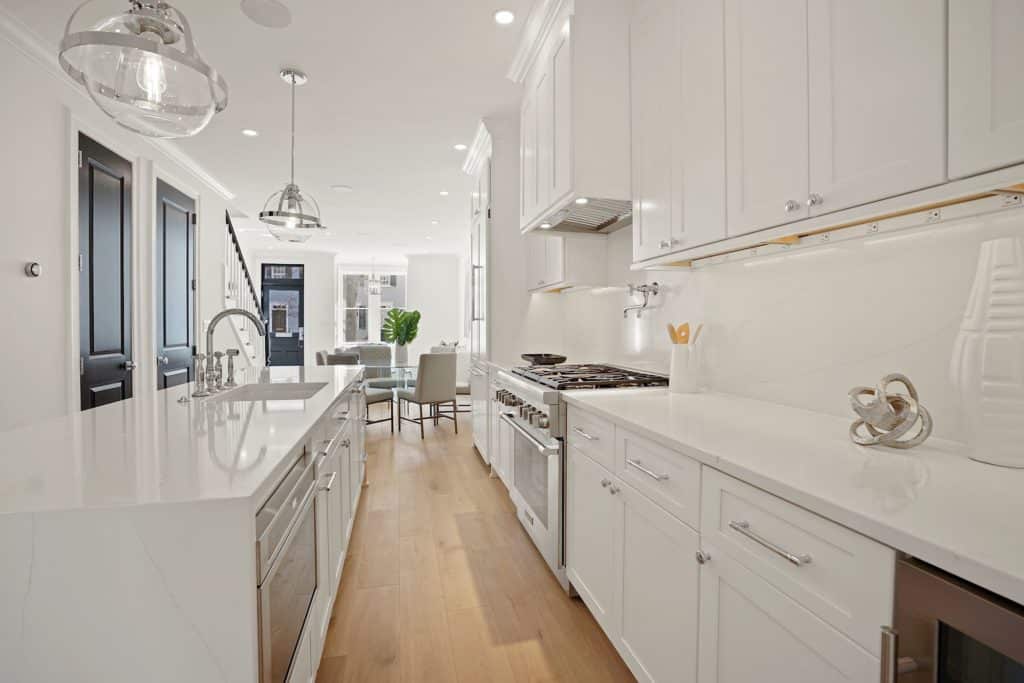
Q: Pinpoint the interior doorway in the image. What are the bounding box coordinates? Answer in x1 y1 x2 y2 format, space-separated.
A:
155 179 196 389
262 264 305 366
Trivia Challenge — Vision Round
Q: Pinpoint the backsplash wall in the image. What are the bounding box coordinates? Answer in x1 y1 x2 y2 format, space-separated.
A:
559 206 1024 444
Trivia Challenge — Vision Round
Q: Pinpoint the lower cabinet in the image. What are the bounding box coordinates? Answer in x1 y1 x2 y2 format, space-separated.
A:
696 545 877 683
567 446 700 682
287 626 313 683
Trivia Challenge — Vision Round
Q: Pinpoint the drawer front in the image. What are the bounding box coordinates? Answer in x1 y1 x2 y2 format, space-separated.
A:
615 428 701 530
567 406 615 471
701 467 894 656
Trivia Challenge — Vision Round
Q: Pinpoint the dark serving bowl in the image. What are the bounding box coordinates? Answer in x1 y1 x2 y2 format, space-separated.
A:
521 353 567 366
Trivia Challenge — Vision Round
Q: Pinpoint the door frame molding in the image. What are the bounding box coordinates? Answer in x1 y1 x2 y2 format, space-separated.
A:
66 110 143 415
150 165 201 396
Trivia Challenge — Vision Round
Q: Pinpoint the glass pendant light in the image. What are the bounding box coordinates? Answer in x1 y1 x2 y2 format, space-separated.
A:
259 68 325 243
59 1 228 138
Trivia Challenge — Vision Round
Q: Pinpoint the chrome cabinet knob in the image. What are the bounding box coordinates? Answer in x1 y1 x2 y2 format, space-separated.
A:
784 200 800 213
695 550 711 565
609 485 621 495
806 193 823 208
601 479 611 488
659 240 671 249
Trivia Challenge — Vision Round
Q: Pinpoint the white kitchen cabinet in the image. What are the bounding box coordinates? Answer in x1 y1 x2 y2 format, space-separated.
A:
287 626 314 683
949 0 1024 178
527 232 605 292
724 0 810 236
514 0 632 233
471 363 489 462
697 545 877 683
617 481 699 683
807 0 945 216
567 446 620 634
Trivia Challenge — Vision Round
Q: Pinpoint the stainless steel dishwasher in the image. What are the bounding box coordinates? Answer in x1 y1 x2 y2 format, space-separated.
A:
255 453 318 683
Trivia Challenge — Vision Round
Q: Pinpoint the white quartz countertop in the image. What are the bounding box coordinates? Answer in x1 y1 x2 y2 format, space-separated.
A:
0 366 364 516
562 389 1024 606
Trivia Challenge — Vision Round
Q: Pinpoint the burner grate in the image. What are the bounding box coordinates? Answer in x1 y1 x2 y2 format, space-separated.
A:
511 364 669 390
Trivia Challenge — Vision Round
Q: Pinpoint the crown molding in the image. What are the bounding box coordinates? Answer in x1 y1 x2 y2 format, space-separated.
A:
0 5 236 201
506 0 572 83
462 122 493 176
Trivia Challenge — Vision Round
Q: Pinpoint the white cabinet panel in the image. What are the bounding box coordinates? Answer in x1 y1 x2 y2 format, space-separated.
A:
630 0 678 262
949 0 1024 178
521 89 539 225
807 0 945 215
567 448 619 634
725 0 809 235
551 23 574 205
698 545 877 683
617 482 699 683
470 365 489 461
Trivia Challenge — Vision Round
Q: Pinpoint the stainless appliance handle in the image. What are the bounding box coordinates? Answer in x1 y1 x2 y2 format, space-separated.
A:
626 458 669 481
572 426 598 441
880 627 898 683
728 520 812 566
501 414 560 456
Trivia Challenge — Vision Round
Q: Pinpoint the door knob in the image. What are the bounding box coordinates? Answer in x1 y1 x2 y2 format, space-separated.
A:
806 193 823 208
158 356 169 365
122 360 137 371
784 200 800 213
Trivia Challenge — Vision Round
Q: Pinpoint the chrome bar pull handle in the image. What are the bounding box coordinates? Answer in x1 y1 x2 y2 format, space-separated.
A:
626 458 669 481
573 426 598 441
880 627 898 683
728 520 812 566
319 472 338 492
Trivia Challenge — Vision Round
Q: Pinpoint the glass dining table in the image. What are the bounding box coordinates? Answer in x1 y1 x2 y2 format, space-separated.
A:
363 365 417 390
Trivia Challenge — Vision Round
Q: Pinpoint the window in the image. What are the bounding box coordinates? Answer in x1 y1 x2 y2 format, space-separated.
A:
337 270 407 345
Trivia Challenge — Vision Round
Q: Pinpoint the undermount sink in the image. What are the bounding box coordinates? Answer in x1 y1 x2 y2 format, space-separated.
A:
209 382 328 403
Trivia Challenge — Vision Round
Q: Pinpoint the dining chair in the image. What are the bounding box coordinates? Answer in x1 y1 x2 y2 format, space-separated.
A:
364 386 395 432
396 353 457 439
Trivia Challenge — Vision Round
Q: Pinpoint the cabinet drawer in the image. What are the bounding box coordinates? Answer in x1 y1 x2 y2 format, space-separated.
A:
701 468 894 656
615 428 701 530
567 407 615 471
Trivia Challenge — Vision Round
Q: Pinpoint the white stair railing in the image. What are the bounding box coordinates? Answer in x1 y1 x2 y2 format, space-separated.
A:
224 212 264 366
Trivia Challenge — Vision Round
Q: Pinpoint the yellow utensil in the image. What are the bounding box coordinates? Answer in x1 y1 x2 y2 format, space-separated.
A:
676 323 691 345
667 323 680 344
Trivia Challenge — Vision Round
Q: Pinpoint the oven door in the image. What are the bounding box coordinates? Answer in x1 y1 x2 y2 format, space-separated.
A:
504 414 562 570
889 558 1024 682
258 483 318 683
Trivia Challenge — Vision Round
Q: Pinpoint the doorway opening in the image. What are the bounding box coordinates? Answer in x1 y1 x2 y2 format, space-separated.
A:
262 264 305 366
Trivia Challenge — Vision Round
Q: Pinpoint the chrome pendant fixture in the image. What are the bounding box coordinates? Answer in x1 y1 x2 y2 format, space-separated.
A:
259 68 325 243
59 1 228 138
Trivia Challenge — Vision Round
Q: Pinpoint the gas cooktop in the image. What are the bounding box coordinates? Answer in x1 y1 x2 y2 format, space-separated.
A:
511 364 669 391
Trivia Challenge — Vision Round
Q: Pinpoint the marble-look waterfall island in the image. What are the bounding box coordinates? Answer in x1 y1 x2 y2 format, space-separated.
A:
0 365 367 683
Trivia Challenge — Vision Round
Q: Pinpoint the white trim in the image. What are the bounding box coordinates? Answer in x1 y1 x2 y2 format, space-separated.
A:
506 0 572 83
68 111 145 414
462 122 493 176
632 162 1024 270
0 4 236 201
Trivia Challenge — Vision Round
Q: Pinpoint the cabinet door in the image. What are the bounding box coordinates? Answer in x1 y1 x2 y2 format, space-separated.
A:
544 234 564 286
617 483 699 683
724 0 809 235
949 0 1024 178
521 89 539 227
327 446 345 589
535 64 554 222
526 234 548 290
550 18 574 205
697 544 877 683
630 0 678 262
807 0 945 215
567 449 619 635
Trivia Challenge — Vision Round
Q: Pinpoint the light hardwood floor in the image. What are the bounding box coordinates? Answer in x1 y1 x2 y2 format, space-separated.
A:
316 413 636 683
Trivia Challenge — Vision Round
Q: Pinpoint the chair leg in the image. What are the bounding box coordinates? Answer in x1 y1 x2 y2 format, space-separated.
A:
397 399 402 432
452 400 458 434
419 403 425 439
389 398 394 433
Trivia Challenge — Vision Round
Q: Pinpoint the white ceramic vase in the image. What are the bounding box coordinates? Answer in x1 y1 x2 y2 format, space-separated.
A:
670 345 699 394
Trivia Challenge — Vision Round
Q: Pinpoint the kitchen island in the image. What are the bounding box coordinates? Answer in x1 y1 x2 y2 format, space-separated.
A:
0 365 366 683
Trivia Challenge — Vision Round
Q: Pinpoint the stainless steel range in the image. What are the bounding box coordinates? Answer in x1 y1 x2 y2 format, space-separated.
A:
494 364 669 591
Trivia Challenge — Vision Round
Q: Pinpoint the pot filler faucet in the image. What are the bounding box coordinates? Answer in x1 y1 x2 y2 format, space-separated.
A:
623 282 660 319
193 308 267 397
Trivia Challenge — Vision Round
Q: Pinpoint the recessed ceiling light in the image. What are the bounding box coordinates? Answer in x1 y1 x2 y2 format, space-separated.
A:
575 197 590 205
440 190 450 196
241 128 260 137
453 143 468 151
330 184 353 192
494 9 515 25
540 222 553 229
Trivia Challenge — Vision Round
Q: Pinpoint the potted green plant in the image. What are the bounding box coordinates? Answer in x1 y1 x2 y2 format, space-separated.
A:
381 308 421 366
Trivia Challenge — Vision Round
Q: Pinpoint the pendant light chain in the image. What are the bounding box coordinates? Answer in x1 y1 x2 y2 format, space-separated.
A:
290 75 296 186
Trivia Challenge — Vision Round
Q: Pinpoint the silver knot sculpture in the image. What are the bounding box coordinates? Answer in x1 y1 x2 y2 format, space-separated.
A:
849 373 932 449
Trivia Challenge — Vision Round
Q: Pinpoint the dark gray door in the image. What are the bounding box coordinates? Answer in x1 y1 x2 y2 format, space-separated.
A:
79 133 133 410
156 180 196 389
262 264 305 366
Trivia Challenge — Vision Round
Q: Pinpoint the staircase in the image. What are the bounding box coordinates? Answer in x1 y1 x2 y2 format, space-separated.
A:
224 212 264 366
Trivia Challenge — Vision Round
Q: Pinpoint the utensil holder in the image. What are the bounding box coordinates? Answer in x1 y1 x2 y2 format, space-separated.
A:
670 345 699 394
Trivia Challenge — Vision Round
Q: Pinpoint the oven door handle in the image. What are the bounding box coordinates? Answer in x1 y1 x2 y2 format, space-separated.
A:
501 414 560 456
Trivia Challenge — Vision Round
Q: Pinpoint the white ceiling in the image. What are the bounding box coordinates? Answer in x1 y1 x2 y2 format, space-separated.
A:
4 0 531 262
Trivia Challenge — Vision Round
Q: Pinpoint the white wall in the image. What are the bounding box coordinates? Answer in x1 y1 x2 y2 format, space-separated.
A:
0 21 235 432
406 254 463 362
248 251 337 367
554 207 1024 444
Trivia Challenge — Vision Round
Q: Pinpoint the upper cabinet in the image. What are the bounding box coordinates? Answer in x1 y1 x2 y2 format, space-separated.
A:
949 0 1024 178
725 0 946 237
512 0 632 234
